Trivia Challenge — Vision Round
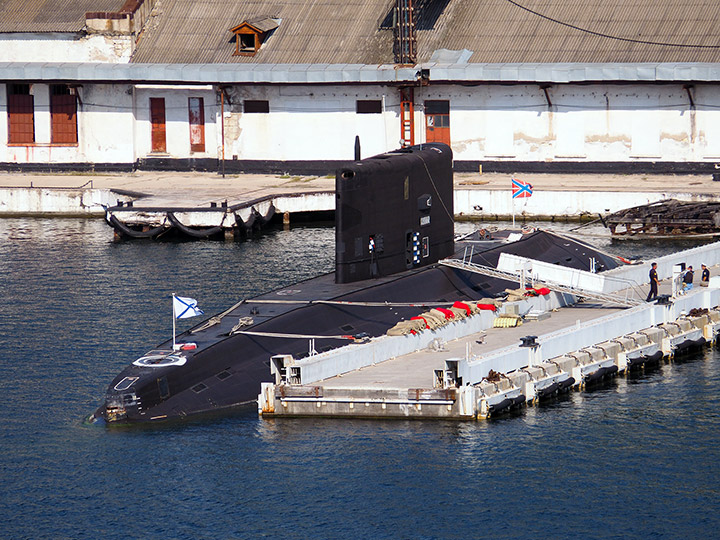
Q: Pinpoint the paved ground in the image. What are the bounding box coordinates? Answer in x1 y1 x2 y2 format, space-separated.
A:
1 169 718 203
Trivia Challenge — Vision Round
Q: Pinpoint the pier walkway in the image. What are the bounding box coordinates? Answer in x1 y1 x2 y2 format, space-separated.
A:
1 169 719 220
318 304 624 391
259 243 720 420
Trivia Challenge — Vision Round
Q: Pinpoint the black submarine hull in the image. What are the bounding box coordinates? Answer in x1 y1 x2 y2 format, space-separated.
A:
93 144 621 424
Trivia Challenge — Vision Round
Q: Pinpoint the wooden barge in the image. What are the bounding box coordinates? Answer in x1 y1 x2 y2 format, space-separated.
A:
606 199 720 238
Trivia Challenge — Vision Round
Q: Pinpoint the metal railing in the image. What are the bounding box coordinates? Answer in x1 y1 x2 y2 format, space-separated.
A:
440 255 644 307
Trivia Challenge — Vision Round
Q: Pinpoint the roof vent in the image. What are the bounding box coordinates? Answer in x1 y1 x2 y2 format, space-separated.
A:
230 17 280 56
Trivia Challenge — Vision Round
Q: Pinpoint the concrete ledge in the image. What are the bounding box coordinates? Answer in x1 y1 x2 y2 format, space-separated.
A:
4 158 720 176
0 187 134 216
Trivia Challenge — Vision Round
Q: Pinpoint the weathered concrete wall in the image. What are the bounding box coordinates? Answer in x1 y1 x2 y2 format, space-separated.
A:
0 187 131 215
0 33 133 63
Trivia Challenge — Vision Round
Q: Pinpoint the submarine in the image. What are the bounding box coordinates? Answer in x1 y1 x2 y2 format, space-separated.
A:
92 143 622 424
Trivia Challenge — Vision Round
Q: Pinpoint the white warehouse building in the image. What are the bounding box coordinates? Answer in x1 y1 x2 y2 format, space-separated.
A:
3 0 720 175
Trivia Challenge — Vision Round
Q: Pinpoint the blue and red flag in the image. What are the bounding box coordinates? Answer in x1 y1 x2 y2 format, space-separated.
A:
511 177 533 199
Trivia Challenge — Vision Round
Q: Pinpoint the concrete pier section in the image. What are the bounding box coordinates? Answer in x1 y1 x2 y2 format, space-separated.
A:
3 170 720 222
258 241 720 420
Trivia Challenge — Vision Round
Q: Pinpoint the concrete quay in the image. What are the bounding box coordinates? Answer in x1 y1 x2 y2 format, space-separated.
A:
1 169 719 222
258 241 720 420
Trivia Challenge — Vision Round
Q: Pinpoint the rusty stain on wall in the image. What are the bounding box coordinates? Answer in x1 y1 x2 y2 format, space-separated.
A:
660 131 690 144
514 132 553 145
585 134 631 145
451 138 483 153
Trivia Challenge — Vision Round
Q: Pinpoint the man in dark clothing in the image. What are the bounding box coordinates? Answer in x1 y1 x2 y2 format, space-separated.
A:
683 265 694 292
701 264 710 286
647 262 659 301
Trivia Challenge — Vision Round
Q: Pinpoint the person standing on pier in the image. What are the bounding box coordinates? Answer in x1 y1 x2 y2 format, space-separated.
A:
647 262 659 302
701 264 710 286
683 265 694 293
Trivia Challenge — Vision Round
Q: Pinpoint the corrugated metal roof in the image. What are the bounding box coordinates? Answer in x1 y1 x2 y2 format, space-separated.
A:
0 0 123 33
3 0 720 64
131 0 395 64
129 0 720 64
420 0 720 63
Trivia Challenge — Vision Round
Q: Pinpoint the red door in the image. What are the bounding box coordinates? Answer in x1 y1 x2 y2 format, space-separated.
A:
150 98 166 153
188 97 205 152
50 86 77 144
424 100 450 145
7 85 34 144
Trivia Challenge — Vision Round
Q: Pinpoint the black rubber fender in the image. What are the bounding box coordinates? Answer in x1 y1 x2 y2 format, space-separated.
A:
488 398 513 416
488 394 526 416
584 365 618 384
166 212 223 239
537 381 560 399
108 214 167 239
627 355 646 369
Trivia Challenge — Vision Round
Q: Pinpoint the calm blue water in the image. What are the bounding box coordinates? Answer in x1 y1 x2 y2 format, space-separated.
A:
2 218 720 540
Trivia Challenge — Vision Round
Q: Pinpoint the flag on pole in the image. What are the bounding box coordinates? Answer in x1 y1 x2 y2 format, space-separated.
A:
511 177 533 199
173 295 204 319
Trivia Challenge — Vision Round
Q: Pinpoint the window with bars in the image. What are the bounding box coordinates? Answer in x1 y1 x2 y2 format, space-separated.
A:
50 85 78 144
7 84 35 144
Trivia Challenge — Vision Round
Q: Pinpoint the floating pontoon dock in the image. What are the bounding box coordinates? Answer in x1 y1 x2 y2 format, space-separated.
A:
259 241 720 420
107 190 334 239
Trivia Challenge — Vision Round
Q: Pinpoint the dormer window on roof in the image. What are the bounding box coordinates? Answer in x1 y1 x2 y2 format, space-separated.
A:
230 17 280 56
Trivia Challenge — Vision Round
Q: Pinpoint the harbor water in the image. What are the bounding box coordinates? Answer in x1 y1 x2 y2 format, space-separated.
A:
2 218 720 539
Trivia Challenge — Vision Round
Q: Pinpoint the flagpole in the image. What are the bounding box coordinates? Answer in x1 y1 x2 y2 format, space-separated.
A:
512 195 515 229
172 293 176 350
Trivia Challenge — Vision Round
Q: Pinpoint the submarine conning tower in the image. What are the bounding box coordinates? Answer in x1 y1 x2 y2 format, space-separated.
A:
335 143 455 284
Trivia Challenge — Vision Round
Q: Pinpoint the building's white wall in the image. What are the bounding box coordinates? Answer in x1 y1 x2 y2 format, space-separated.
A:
413 83 720 164
696 85 720 158
134 86 218 159
80 84 136 162
225 86 397 161
33 84 51 144
0 33 132 63
0 83 136 163
5 80 720 165
0 85 7 149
